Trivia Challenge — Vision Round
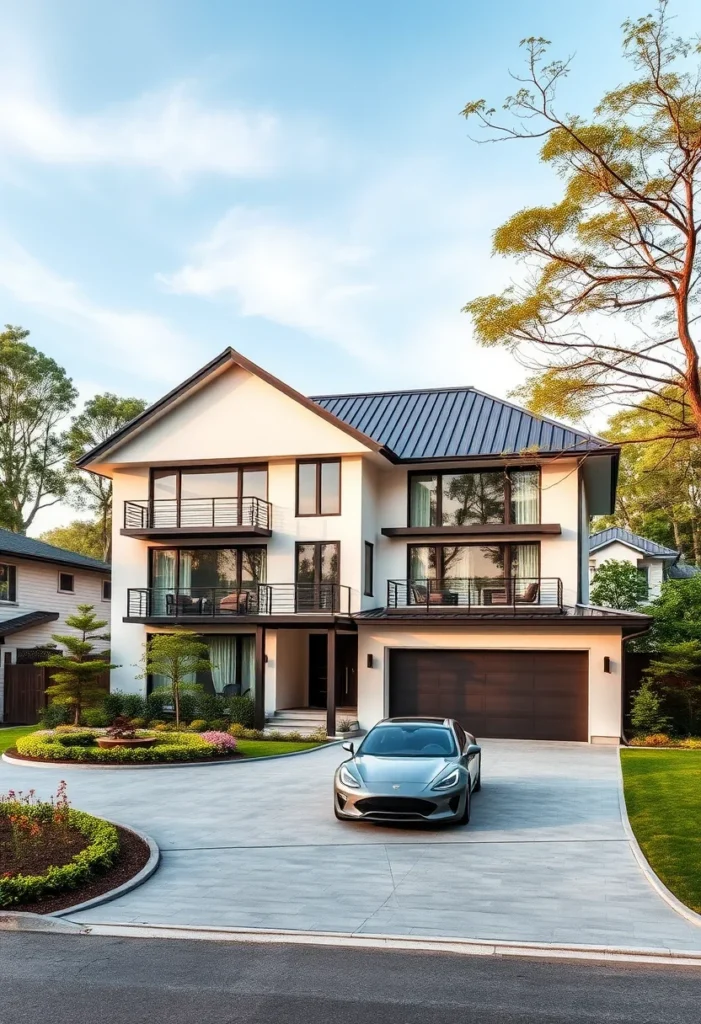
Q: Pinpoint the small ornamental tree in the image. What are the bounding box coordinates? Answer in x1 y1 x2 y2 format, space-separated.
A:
630 681 670 737
590 560 649 610
139 631 212 728
38 604 115 725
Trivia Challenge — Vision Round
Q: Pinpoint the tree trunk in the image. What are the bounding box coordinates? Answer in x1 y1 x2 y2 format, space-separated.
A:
173 680 180 728
672 518 683 551
693 523 701 567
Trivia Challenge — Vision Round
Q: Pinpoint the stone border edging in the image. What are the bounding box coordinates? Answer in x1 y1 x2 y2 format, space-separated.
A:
1 741 339 771
617 748 701 929
54 920 701 967
0 819 160 925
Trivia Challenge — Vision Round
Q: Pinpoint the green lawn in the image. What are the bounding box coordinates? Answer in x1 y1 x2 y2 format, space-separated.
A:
236 739 325 758
0 725 37 754
621 748 701 913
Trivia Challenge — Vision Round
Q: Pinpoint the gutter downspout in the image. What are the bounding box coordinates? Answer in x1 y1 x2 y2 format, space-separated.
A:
621 626 653 745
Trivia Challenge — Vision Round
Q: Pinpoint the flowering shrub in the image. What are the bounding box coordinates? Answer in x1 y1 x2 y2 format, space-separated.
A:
200 731 238 753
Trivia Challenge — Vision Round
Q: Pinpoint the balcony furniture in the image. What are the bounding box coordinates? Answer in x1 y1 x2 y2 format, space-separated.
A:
126 583 352 620
387 577 563 614
165 593 210 615
410 583 458 606
219 591 252 614
489 581 540 605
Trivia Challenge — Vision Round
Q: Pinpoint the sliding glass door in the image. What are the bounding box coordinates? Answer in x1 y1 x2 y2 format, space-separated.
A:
296 542 340 610
150 547 266 615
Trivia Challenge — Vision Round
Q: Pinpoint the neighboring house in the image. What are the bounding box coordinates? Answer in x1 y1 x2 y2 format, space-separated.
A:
78 348 650 745
0 529 111 720
589 526 700 600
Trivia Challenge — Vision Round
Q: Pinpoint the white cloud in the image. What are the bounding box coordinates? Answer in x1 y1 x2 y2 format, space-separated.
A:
0 240 194 383
0 80 320 182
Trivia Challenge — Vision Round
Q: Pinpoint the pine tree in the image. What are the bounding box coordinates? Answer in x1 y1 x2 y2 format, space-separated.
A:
38 604 115 725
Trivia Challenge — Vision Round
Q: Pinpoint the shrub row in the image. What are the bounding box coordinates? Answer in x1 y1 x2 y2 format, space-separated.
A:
0 807 120 908
15 731 223 764
41 690 257 731
629 734 701 748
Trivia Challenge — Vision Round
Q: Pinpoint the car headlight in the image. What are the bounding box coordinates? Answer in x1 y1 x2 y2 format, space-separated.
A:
432 768 461 791
339 763 361 789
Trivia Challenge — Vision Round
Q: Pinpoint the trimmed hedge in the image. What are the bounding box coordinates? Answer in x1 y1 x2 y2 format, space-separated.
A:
0 806 119 907
15 731 223 764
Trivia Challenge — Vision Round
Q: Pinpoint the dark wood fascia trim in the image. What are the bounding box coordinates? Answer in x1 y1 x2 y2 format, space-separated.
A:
381 524 562 538
123 614 357 629
353 613 648 629
121 526 272 540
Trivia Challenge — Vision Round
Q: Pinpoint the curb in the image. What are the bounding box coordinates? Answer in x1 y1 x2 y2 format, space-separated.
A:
1 741 340 771
0 912 87 933
54 921 701 966
617 750 701 930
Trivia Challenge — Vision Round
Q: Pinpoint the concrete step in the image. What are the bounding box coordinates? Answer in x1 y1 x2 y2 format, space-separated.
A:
265 708 358 738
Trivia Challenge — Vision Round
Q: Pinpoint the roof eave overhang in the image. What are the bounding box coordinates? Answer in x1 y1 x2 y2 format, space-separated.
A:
0 549 110 574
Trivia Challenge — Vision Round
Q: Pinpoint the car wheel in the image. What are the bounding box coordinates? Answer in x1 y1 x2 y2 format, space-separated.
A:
457 787 471 826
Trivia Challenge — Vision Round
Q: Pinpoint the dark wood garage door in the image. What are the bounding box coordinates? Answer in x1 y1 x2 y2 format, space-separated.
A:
389 649 589 741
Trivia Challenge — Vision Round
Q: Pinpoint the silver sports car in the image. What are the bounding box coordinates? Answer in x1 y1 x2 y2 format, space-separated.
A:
333 717 481 825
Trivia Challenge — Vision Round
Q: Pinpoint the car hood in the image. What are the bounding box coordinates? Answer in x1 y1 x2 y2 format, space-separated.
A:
353 755 453 785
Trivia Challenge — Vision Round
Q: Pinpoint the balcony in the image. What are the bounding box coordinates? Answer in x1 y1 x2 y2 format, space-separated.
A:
386 577 564 614
126 583 352 621
122 497 272 539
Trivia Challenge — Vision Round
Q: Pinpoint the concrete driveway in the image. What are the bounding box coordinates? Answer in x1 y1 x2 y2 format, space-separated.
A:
2 740 701 950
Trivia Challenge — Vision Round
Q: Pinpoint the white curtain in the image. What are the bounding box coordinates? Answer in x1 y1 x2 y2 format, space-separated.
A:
513 543 540 600
179 551 193 594
240 636 255 698
511 470 539 524
152 550 176 615
209 636 237 694
410 477 435 526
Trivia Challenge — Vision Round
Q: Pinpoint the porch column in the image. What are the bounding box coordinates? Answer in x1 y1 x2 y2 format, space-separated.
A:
254 625 266 731
326 627 336 738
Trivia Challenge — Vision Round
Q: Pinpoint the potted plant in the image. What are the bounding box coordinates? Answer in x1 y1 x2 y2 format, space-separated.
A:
96 716 158 749
337 718 357 738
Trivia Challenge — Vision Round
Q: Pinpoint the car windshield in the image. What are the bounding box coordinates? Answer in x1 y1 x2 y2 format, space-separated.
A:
359 725 457 758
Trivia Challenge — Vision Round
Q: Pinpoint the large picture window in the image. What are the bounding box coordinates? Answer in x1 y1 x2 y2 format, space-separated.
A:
408 541 541 606
408 468 540 527
150 465 268 528
150 546 266 615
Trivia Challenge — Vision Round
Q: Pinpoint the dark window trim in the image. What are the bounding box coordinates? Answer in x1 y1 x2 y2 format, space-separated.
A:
149 463 269 503
406 541 541 580
294 540 341 585
0 561 17 602
148 544 268 590
407 466 541 528
364 541 374 597
58 571 75 594
295 458 342 517
102 579 112 602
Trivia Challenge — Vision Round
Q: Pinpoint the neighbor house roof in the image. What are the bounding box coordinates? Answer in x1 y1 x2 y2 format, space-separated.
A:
77 348 618 469
312 387 615 462
589 527 678 559
0 528 110 573
0 611 60 637
668 562 701 579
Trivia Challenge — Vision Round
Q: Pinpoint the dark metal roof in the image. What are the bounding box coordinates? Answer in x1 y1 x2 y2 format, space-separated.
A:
0 611 60 637
0 528 110 573
589 527 678 558
311 387 614 461
354 606 651 628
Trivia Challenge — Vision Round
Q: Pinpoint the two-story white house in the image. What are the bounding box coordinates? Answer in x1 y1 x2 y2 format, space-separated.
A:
78 348 650 744
0 528 111 721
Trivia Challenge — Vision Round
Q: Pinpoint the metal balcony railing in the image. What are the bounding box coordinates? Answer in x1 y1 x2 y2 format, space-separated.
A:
386 577 563 612
123 496 272 531
127 582 351 618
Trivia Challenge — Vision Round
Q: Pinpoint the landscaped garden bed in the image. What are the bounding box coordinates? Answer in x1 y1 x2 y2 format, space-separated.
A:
621 748 701 914
0 783 150 914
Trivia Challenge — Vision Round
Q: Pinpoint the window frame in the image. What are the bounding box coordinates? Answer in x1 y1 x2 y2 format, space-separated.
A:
102 579 112 602
149 464 269 504
364 541 374 597
57 571 75 594
294 541 341 585
407 466 541 528
0 562 17 603
295 459 342 517
406 541 541 581
148 545 268 590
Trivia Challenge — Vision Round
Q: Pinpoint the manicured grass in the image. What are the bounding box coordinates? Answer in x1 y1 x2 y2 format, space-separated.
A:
621 748 701 913
236 739 325 758
0 725 36 754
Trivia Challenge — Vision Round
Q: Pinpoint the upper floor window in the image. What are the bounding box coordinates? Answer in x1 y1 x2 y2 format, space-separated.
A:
409 468 539 527
58 572 75 594
364 541 374 597
0 562 16 602
152 465 268 503
296 459 341 516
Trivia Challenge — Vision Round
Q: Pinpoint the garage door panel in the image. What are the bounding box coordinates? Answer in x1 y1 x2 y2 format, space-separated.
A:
389 649 588 741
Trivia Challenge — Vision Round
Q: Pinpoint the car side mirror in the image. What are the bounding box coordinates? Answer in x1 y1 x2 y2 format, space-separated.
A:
342 741 354 754
466 743 481 756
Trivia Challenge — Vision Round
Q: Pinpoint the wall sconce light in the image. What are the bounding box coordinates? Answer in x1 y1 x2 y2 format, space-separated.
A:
366 653 374 668
603 656 611 674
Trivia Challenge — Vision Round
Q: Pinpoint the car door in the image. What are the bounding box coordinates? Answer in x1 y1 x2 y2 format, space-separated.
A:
455 723 479 788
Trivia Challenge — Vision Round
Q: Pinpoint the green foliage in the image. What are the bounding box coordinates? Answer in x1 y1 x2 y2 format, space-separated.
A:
630 682 670 736
39 604 115 725
16 730 219 764
39 519 105 561
52 729 98 748
64 393 146 560
228 695 255 727
139 632 213 727
80 708 109 728
38 702 71 729
0 326 78 533
0 805 119 908
645 641 701 735
461 7 701 443
639 576 701 650
590 559 649 610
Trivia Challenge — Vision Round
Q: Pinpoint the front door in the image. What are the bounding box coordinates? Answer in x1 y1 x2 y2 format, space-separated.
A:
308 633 328 707
335 634 358 707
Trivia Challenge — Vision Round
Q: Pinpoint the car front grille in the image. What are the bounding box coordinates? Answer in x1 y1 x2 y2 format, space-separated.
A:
355 797 437 817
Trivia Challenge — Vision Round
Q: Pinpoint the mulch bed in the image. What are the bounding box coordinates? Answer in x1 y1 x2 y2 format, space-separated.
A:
5 748 241 766
1 816 89 876
4 824 151 915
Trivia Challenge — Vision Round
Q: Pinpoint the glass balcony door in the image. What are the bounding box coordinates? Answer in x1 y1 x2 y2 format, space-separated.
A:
295 542 340 610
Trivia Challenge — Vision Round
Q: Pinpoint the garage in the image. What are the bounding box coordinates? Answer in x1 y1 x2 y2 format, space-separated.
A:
388 649 589 741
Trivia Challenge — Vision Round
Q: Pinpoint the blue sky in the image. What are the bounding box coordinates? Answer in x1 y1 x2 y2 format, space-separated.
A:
0 0 697 530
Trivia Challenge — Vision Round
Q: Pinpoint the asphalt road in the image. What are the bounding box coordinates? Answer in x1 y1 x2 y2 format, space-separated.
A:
1 933 699 1023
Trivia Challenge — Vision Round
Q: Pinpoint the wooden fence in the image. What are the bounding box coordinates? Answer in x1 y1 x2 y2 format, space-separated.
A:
3 665 110 725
